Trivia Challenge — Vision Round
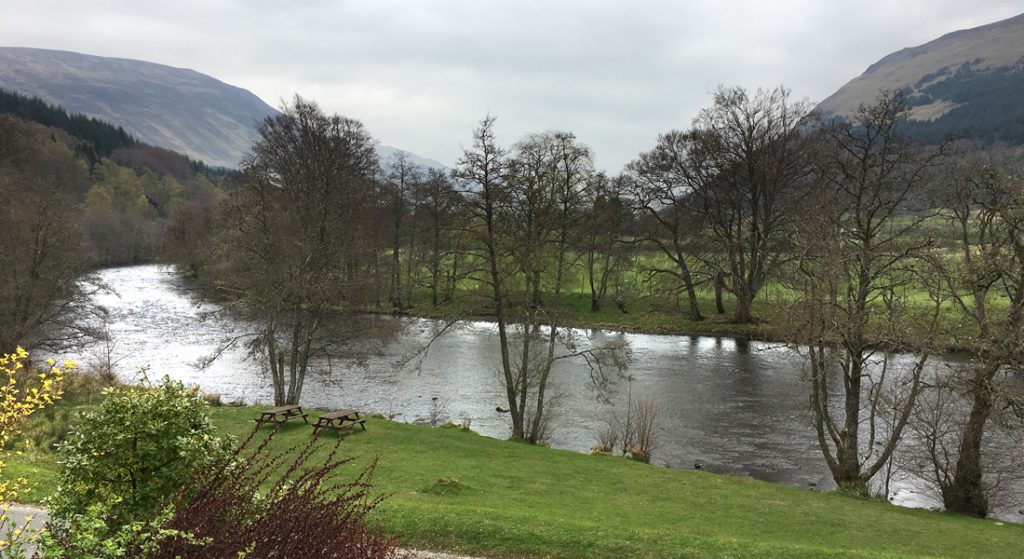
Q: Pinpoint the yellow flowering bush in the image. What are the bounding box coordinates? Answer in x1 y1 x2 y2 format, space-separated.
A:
0 346 71 554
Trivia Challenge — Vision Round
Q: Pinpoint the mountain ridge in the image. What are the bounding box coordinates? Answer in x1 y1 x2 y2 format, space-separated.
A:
0 47 277 167
0 47 446 170
817 12 1024 146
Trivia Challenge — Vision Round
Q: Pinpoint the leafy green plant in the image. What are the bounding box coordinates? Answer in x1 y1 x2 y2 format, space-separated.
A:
48 376 231 527
39 502 198 559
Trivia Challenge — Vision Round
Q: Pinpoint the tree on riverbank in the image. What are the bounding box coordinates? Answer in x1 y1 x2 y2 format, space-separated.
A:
789 91 946 494
624 131 708 321
917 154 1024 516
456 117 629 442
0 115 103 353
384 150 421 310
686 86 815 324
217 96 381 405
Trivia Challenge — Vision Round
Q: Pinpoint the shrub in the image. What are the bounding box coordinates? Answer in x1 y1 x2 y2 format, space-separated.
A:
593 423 619 454
48 376 232 527
17 369 116 451
424 476 463 497
143 434 403 558
627 399 661 464
201 391 223 406
592 397 662 463
39 503 195 559
0 347 70 555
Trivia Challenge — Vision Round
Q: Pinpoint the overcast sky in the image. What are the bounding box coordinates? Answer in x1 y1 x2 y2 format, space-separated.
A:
3 0 1022 171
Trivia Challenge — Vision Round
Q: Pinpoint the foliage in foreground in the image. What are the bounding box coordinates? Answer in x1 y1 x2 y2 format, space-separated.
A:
0 347 69 555
151 435 400 558
9 405 1024 558
42 432 401 559
48 377 231 527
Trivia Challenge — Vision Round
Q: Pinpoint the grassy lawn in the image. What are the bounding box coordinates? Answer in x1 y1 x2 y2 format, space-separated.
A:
6 404 1023 558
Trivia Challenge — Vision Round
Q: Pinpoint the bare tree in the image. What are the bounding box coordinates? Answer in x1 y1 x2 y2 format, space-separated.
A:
789 91 945 494
456 118 628 442
921 153 1024 515
415 168 466 307
581 175 632 312
455 116 526 436
384 150 422 310
623 132 707 321
508 131 600 442
687 86 815 323
217 96 379 405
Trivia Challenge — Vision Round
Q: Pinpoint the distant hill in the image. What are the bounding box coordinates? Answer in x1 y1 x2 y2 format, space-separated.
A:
0 47 276 168
817 13 1024 145
0 47 447 170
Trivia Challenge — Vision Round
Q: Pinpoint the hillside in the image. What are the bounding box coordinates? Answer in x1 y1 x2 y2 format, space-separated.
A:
818 12 1024 145
0 47 447 169
0 47 275 168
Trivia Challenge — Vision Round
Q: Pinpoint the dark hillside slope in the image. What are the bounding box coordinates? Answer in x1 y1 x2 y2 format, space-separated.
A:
818 12 1024 146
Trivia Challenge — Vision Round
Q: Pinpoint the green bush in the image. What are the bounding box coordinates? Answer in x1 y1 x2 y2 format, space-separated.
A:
48 377 232 527
40 503 195 559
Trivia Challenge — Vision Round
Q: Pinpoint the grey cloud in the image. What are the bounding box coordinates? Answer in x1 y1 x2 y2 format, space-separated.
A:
3 0 1022 171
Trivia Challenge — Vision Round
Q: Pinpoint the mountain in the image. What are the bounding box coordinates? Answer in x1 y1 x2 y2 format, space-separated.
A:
0 47 447 170
817 13 1024 145
0 47 275 168
375 145 447 172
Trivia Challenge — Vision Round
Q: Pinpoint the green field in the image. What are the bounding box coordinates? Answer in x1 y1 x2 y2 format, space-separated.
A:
7 404 1023 558
376 221 994 349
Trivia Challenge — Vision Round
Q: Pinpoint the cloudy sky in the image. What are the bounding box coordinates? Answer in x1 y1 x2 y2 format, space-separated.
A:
3 0 1022 171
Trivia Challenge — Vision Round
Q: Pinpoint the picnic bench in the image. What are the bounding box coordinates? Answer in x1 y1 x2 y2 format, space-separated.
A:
312 408 366 436
254 404 309 430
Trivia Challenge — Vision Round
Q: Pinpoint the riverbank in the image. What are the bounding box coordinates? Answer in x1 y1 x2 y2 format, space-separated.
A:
374 291 773 340
361 290 976 354
174 263 965 351
6 404 1022 558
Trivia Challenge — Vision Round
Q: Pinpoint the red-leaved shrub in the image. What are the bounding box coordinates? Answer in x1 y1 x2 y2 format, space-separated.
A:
135 432 405 559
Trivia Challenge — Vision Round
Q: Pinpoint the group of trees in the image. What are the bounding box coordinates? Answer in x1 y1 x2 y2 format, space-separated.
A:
621 86 1024 516
455 119 628 442
0 98 231 356
0 114 101 353
197 100 629 447
7 81 1020 518
162 89 1023 518
623 87 814 323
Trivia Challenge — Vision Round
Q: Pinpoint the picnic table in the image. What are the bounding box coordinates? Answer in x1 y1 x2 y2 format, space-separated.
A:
312 408 366 436
254 404 309 430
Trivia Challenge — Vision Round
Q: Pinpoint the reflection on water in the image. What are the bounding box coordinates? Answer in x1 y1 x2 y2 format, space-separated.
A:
72 264 1021 521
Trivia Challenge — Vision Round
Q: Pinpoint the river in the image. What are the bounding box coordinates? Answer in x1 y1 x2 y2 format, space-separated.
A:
72 264 1022 521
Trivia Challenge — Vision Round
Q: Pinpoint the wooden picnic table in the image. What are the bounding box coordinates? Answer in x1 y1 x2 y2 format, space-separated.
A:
312 408 366 436
254 404 309 430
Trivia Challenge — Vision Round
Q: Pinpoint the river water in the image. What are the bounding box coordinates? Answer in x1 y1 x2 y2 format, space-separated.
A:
73 264 1022 521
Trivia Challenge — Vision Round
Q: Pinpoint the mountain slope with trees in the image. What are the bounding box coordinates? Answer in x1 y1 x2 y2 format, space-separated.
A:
0 47 447 169
818 12 1024 146
0 93 229 353
0 47 276 168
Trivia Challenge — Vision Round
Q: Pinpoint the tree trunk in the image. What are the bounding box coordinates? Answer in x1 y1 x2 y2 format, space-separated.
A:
945 366 996 517
733 293 754 324
830 357 868 495
714 272 726 314
390 243 401 309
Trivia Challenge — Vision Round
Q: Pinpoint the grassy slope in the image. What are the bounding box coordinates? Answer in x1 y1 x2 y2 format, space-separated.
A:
7 405 1023 559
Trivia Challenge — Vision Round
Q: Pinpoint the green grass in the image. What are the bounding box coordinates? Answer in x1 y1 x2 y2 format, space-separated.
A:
7 404 1024 558
389 256 1004 351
